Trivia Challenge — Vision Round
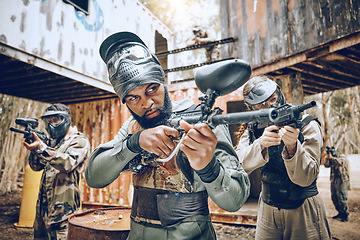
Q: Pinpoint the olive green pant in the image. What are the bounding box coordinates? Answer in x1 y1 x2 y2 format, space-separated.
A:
127 215 216 240
331 178 349 216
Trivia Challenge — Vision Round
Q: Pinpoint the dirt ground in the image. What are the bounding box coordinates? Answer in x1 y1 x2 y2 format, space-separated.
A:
0 165 359 239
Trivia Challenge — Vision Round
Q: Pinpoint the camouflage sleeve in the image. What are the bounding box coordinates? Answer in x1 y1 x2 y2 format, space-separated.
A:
28 152 46 171
324 156 331 168
327 156 341 167
41 133 90 173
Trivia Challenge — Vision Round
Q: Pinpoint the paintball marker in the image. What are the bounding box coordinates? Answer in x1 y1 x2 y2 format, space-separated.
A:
249 101 317 130
126 59 317 173
10 118 48 144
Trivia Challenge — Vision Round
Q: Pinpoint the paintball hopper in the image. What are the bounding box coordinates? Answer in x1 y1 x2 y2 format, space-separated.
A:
195 59 251 96
15 118 39 129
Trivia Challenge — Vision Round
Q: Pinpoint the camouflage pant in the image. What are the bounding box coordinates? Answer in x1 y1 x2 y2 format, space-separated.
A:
331 178 349 215
34 216 68 240
205 46 221 62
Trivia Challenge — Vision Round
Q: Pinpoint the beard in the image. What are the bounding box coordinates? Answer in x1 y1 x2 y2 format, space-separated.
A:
128 87 172 129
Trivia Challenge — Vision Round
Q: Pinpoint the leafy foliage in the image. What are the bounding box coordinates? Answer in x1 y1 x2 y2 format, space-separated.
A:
331 89 351 124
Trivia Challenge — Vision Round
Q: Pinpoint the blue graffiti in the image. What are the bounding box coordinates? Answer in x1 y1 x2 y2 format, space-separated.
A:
75 0 104 32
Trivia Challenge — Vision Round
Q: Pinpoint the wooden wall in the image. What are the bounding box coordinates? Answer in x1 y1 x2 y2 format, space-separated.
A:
0 94 49 194
68 98 134 206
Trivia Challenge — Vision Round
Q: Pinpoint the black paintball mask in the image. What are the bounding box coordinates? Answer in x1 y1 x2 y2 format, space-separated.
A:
99 32 165 103
244 78 286 110
41 104 71 140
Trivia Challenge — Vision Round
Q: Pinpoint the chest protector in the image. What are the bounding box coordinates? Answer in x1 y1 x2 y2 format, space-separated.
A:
129 104 202 193
249 115 320 209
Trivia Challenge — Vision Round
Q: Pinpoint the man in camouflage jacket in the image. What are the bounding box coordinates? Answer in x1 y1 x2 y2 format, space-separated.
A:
24 103 90 239
324 147 350 222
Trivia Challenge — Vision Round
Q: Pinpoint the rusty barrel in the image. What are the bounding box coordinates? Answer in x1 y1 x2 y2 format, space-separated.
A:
68 207 131 240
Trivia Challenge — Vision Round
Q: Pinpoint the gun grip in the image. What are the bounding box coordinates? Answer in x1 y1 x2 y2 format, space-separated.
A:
25 134 34 144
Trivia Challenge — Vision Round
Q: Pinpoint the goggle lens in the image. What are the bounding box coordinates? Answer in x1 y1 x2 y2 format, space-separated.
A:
43 115 64 127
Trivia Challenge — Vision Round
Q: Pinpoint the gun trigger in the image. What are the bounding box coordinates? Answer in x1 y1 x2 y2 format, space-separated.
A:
169 129 185 141
157 134 186 163
25 135 34 144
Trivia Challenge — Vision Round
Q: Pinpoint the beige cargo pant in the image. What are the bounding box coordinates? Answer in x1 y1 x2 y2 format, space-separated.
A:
255 194 331 240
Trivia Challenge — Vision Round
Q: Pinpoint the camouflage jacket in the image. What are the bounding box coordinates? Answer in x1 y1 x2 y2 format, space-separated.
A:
324 154 350 182
29 126 90 226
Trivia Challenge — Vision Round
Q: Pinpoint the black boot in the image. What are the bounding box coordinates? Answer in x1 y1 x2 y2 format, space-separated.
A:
332 213 342 219
340 213 349 222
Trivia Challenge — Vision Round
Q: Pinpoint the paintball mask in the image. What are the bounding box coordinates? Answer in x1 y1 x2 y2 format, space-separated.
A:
99 32 165 103
244 78 286 109
41 105 71 140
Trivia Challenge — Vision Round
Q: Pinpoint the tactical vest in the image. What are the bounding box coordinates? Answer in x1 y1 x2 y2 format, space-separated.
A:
249 115 320 209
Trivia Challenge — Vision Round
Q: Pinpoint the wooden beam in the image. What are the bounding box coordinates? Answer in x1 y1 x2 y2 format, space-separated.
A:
251 31 360 77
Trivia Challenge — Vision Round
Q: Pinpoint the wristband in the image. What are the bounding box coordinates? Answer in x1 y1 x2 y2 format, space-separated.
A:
126 130 143 153
195 157 221 183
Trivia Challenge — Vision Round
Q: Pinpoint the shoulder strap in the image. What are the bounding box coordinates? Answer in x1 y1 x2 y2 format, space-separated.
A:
298 115 320 143
300 115 320 130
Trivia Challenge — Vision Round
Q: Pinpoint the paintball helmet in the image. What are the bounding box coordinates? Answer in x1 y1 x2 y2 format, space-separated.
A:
41 103 71 140
326 146 337 157
192 26 204 38
99 31 165 103
193 26 200 34
243 76 286 109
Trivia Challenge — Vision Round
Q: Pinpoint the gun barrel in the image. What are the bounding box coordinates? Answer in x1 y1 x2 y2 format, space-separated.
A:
168 108 278 127
295 100 316 113
167 115 202 126
10 127 28 135
211 108 277 125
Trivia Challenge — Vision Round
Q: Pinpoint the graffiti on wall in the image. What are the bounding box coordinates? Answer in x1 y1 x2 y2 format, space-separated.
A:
75 0 104 32
36 0 104 32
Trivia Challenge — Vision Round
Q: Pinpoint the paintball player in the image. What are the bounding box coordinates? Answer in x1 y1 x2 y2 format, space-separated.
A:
324 146 350 222
23 103 90 240
85 31 250 240
235 76 331 239
192 26 221 62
